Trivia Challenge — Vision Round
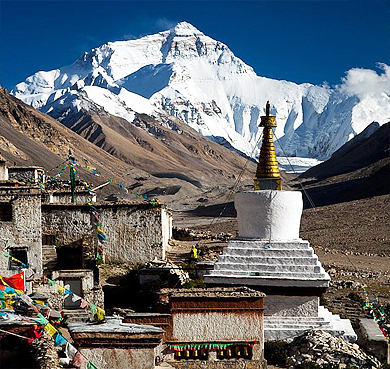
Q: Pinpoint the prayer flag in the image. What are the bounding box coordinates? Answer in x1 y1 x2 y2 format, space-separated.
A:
65 342 78 361
35 313 49 325
97 233 106 241
80 299 88 308
44 323 58 337
71 294 82 302
95 307 105 322
87 361 100 369
96 252 103 266
57 285 65 295
48 279 56 286
1 272 25 291
89 303 97 315
72 352 88 367
54 333 67 347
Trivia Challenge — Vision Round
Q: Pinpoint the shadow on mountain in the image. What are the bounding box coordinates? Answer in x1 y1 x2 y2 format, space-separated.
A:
186 201 235 217
143 185 181 196
301 161 390 208
118 63 173 99
152 172 202 188
210 136 257 162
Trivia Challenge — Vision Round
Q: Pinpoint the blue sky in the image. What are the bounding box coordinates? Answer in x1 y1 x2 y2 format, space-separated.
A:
1 0 389 91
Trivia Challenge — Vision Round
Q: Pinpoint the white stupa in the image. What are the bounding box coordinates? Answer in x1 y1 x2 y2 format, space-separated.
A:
204 102 356 342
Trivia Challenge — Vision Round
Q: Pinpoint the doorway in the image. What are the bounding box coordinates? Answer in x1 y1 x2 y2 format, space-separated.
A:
63 279 82 309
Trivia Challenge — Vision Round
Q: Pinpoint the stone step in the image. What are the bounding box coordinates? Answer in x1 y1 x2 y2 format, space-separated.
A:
265 322 333 329
265 328 347 342
222 248 315 258
265 316 329 323
42 245 57 259
63 309 90 323
213 263 322 273
229 239 311 250
218 255 319 265
206 270 328 279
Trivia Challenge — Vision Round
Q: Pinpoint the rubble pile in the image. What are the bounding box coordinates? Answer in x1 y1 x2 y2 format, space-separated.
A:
172 227 233 241
287 330 381 368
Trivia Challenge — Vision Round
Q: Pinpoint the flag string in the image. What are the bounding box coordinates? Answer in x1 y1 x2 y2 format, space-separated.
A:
0 270 103 368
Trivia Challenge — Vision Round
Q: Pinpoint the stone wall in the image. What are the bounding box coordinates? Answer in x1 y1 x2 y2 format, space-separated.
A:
79 347 155 369
265 295 319 317
0 187 42 276
41 203 168 266
33 270 104 311
8 167 41 183
98 204 166 264
172 313 262 342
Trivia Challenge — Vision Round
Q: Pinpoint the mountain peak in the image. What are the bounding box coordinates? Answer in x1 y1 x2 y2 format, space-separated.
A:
170 21 203 36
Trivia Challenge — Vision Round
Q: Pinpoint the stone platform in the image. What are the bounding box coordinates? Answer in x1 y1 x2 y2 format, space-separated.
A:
265 306 357 342
204 239 330 288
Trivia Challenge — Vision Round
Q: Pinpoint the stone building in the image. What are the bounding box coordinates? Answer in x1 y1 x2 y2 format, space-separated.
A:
41 201 171 265
0 163 172 289
68 317 164 369
125 287 267 369
0 183 43 277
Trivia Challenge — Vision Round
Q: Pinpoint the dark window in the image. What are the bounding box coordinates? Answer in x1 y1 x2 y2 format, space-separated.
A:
42 234 56 245
9 247 28 270
0 203 12 221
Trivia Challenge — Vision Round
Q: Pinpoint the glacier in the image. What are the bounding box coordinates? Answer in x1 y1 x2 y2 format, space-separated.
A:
11 21 390 162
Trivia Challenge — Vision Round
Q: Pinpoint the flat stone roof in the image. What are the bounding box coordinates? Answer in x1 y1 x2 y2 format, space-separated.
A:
68 317 164 334
160 286 265 298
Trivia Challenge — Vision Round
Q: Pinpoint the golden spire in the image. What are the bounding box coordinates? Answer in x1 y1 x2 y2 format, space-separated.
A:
254 101 282 190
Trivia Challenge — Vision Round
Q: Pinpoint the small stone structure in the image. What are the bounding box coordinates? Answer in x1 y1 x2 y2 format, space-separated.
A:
8 166 45 184
125 287 267 369
68 317 164 369
357 318 389 362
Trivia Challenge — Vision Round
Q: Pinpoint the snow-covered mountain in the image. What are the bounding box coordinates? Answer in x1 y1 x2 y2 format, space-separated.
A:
11 21 390 161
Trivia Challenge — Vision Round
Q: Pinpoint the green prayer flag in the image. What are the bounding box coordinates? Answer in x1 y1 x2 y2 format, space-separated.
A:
86 361 99 369
3 251 11 258
89 302 97 315
96 252 103 266
48 279 56 286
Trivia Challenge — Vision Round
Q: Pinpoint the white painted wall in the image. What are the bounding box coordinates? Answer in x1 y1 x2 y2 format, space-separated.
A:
235 190 303 240
172 312 263 342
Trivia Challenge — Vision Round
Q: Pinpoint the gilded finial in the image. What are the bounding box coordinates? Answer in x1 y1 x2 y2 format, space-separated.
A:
254 101 282 190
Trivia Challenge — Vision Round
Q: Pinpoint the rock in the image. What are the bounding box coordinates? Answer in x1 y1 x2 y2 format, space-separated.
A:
287 330 381 368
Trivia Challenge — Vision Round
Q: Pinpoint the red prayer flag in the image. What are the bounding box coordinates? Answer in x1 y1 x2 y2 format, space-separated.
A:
1 271 25 291
71 351 88 367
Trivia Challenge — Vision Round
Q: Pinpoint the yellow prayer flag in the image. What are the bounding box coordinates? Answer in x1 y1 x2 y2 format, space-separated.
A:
95 307 105 322
44 323 58 337
57 285 65 295
4 294 15 308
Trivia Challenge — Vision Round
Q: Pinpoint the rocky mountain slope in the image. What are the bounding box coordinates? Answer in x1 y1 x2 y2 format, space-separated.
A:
0 86 255 207
12 22 390 161
293 120 390 207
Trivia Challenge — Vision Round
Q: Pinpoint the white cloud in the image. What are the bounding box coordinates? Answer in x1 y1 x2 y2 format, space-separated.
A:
155 17 177 30
338 63 390 98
